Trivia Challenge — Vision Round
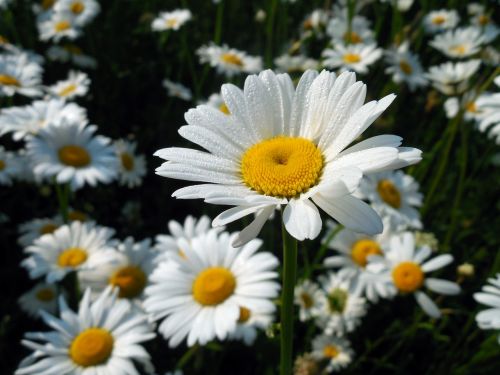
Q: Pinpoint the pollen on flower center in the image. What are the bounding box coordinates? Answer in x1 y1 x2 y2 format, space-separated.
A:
58 247 88 268
399 60 413 75
0 160 5 170
301 292 314 308
219 103 230 115
192 267 236 306
55 21 71 32
59 83 77 97
42 0 55 10
241 136 324 198
351 239 382 267
343 53 361 64
0 74 20 86
35 288 55 302
109 265 147 299
392 262 424 293
58 145 91 167
70 328 114 367
70 1 85 14
221 53 243 66
40 223 58 235
478 15 490 26
323 344 339 358
343 31 362 44
327 288 348 313
377 179 401 208
450 44 466 55
120 153 135 171
238 306 251 323
166 19 178 28
466 101 477 113
432 16 446 25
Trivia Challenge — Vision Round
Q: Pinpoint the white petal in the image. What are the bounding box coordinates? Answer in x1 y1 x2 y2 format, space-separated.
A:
421 254 453 273
283 199 322 241
232 206 275 247
425 278 461 295
415 291 441 318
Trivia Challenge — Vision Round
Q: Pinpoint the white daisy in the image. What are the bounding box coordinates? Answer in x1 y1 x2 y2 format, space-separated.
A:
155 70 421 246
477 77 500 144
294 279 323 321
274 54 318 74
311 334 353 373
384 41 428 91
430 26 485 59
443 90 492 121
114 139 147 188
0 53 43 97
426 60 481 96
18 216 64 247
204 93 230 115
423 9 460 33
46 44 97 69
143 230 280 347
301 9 329 37
162 79 192 101
18 282 63 318
48 70 90 99
151 9 192 32
379 0 414 12
326 15 374 45
368 232 460 318
54 0 101 27
0 145 21 185
357 170 423 231
474 274 500 344
228 308 274 345
196 43 263 78
37 11 81 42
0 98 87 141
27 120 118 190
15 287 155 375
322 43 383 74
22 221 119 283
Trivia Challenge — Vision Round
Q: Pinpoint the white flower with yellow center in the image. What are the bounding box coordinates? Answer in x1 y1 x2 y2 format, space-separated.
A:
322 44 383 74
114 139 147 188
311 334 353 373
0 145 21 185
368 232 460 318
15 287 155 375
384 41 428 92
27 120 118 190
474 274 500 344
228 308 274 346
151 9 192 31
37 12 81 42
0 98 87 141
274 54 319 74
477 77 500 145
315 272 367 336
423 9 460 33
48 70 90 99
155 70 421 246
46 44 97 69
204 93 231 115
426 60 481 95
357 170 423 231
326 15 375 46
18 217 64 247
143 230 280 347
294 279 323 321
18 282 63 318
22 221 119 283
196 43 263 78
163 79 192 101
0 53 43 97
443 90 494 121
54 0 101 27
430 27 485 59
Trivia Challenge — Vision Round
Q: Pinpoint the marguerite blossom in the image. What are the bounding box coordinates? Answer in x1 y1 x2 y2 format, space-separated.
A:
18 216 64 247
228 308 274 345
54 0 101 27
163 79 192 101
423 9 460 33
429 27 485 59
18 282 63 318
46 44 97 69
426 60 481 95
151 9 192 32
0 53 43 97
311 334 354 373
37 12 81 42
0 146 21 185
384 42 427 91
204 93 230 115
294 279 323 321
274 54 318 74
322 44 382 74
114 139 147 188
473 274 500 344
326 15 374 45
48 70 90 99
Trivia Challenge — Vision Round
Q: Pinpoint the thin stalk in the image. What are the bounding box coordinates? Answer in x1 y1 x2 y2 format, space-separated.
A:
265 0 279 68
214 1 224 45
346 0 356 45
55 182 70 223
176 344 199 370
280 219 298 375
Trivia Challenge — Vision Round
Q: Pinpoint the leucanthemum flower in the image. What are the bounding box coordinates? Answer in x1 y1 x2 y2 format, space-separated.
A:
196 43 263 78
423 9 460 33
37 11 81 42
27 120 118 190
326 15 374 46
48 70 90 99
477 77 500 145
0 145 21 185
322 44 382 74
474 274 500 344
426 60 481 95
46 44 97 69
0 53 43 97
0 98 87 141
151 9 192 32
384 42 427 91
54 0 101 27
18 216 64 247
114 139 147 188
143 230 280 347
155 70 421 246
301 9 329 37
294 279 323 321
163 79 192 101
311 334 353 373
228 308 274 345
274 54 318 74
18 282 64 318
368 232 460 318
430 27 485 59
204 93 230 115
22 221 119 283
15 287 155 375
443 90 492 121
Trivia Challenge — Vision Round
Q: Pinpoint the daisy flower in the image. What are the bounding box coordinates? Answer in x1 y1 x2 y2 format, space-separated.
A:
151 9 192 32
163 79 192 101
357 170 423 231
228 308 274 345
294 279 323 321
196 43 263 78
143 230 280 347
15 287 155 375
368 232 460 318
54 0 101 27
18 216 64 247
315 272 367 336
0 98 87 141
430 27 485 59
0 145 21 185
326 15 375 45
474 274 500 344
37 11 81 42
443 90 492 121
0 53 43 97
204 93 230 115
477 77 500 144
426 60 481 96
154 70 421 246
274 54 318 74
379 0 414 12
22 221 119 283
311 334 353 373
322 44 383 74
46 44 97 69
48 70 90 99
18 282 63 318
27 121 118 190
423 9 460 33
384 42 428 91
301 9 329 37
114 139 147 188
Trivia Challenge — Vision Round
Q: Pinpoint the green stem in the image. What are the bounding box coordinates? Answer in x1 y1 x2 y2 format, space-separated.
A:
265 0 279 68
346 0 356 45
280 218 298 375
55 183 70 223
176 344 199 370
214 1 224 45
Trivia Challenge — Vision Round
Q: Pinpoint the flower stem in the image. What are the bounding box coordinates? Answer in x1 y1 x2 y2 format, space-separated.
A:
55 182 70 223
280 218 297 375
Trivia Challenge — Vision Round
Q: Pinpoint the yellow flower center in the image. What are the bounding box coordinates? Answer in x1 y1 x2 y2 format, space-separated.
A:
42 0 55 10
219 103 230 115
58 247 88 268
323 344 339 358
241 137 323 199
166 18 179 28
377 179 401 209
392 262 424 293
40 223 58 235
465 101 477 113
109 265 147 299
327 288 348 313
399 60 413 75
450 44 467 55
221 53 243 67
0 35 9 45
432 15 446 25
300 292 313 308
343 31 362 44
343 53 361 64
58 145 91 167
478 15 490 26
0 74 20 86
55 21 71 32
192 267 236 306
35 288 55 302
0 160 5 170
70 1 85 14
120 153 134 171
59 83 77 97
70 328 114 367
69 210 87 222
238 306 251 323
351 239 382 267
